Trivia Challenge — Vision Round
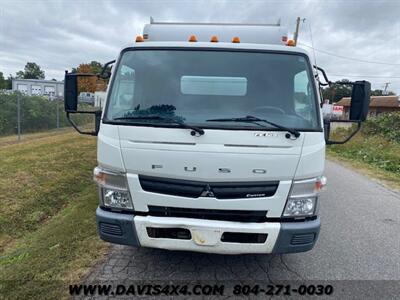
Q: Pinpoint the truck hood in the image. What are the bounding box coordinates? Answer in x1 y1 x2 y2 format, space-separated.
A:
115 125 305 182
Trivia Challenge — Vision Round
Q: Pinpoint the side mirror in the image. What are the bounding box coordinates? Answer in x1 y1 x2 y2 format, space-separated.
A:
64 73 78 111
64 71 102 136
349 81 371 121
324 80 371 145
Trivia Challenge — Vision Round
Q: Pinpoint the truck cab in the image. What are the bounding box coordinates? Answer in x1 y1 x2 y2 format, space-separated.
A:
64 20 370 254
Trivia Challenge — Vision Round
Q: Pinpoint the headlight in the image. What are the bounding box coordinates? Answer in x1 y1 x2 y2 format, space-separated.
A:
283 177 326 217
94 167 134 211
283 197 317 217
103 188 133 210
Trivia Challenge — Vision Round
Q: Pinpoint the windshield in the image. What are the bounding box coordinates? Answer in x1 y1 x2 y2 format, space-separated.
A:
105 49 320 130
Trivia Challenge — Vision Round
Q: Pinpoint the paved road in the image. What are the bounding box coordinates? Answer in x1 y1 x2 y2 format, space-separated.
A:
83 160 400 298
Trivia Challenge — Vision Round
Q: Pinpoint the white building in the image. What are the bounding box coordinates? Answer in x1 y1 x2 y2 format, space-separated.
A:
94 91 107 108
12 78 64 98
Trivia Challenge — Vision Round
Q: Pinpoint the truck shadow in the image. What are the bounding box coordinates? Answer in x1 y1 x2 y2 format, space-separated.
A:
86 245 304 282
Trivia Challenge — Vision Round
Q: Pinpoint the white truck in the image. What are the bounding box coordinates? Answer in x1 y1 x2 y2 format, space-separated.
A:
64 20 370 254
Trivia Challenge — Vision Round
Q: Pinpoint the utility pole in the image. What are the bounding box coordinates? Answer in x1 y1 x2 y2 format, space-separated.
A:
383 82 390 95
17 93 21 141
293 17 301 46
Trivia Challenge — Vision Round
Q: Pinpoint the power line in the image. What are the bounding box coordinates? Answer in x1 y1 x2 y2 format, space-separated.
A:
299 43 400 66
303 18 317 67
328 74 400 79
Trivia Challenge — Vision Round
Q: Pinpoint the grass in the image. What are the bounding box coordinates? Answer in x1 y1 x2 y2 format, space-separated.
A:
0 127 73 146
0 130 108 299
327 130 400 191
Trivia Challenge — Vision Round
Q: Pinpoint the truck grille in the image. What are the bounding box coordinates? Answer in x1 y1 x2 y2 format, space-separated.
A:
148 206 268 223
139 175 279 199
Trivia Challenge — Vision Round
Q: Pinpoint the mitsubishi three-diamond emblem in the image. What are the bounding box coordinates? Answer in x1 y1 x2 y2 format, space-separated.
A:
200 184 215 197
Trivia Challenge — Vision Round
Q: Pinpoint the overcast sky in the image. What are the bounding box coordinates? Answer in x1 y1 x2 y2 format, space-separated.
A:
1 0 399 93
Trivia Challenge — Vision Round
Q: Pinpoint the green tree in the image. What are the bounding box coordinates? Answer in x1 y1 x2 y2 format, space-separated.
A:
322 79 352 103
16 62 45 79
0 73 12 90
89 61 103 74
0 72 5 89
72 61 103 74
371 89 395 96
5 75 13 89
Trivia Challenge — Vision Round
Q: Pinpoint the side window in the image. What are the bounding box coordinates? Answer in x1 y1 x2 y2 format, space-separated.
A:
109 65 135 117
294 70 314 123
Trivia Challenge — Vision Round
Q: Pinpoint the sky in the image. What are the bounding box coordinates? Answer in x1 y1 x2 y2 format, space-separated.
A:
1 0 399 93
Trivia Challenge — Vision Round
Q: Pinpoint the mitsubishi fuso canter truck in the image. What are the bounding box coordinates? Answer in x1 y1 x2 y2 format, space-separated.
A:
64 19 371 254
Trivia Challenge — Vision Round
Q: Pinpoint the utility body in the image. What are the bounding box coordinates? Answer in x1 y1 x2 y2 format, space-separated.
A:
64 19 370 254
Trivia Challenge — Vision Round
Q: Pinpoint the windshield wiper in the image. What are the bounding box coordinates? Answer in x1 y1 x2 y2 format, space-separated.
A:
113 115 205 136
206 115 300 138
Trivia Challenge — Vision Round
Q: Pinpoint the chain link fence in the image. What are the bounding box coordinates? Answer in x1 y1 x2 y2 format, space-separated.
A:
0 91 93 140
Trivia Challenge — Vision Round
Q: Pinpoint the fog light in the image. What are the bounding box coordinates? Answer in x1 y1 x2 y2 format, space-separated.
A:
103 188 133 210
283 197 316 216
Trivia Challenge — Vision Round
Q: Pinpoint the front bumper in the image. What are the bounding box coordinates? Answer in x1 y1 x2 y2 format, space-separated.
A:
96 207 320 254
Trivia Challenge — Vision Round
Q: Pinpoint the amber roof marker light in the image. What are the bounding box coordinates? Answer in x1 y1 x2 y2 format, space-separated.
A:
135 35 144 42
286 39 295 46
188 35 198 42
231 36 240 43
210 35 218 42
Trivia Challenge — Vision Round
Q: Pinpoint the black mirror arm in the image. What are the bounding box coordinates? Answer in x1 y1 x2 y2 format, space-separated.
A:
66 110 102 136
314 66 332 87
314 65 358 87
325 120 362 145
99 60 116 79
